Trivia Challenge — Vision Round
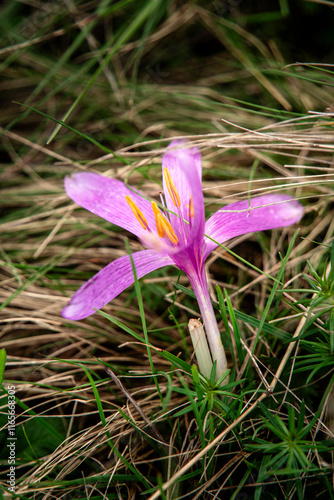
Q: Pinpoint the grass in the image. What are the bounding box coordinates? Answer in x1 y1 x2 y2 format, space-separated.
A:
1 0 334 498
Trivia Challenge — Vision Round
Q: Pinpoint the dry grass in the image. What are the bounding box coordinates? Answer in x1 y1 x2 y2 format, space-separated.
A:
1 1 334 498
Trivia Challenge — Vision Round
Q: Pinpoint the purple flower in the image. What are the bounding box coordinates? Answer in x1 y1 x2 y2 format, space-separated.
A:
62 140 303 377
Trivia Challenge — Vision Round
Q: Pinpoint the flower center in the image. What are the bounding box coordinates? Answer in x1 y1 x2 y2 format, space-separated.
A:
125 167 194 246
151 201 178 244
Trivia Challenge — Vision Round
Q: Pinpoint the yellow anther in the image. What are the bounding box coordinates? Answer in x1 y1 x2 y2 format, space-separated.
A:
158 213 179 244
151 201 178 245
125 195 149 230
187 195 194 219
151 201 163 236
164 167 181 208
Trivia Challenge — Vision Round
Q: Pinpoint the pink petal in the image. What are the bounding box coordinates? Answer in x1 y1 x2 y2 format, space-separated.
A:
203 194 304 259
62 250 174 320
162 140 205 249
65 172 156 239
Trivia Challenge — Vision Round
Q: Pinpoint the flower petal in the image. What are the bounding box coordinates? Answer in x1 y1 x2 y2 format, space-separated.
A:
203 194 304 259
162 140 205 248
65 172 156 239
62 250 174 320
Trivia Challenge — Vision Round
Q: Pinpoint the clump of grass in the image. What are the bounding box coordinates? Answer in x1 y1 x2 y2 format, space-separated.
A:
1 1 334 498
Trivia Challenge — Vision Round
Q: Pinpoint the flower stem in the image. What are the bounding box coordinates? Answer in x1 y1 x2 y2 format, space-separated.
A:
189 268 228 383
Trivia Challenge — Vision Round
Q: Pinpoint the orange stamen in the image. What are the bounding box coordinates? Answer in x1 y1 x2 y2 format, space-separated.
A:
187 194 194 218
125 195 149 230
158 213 179 244
151 201 178 245
163 167 181 208
151 201 163 236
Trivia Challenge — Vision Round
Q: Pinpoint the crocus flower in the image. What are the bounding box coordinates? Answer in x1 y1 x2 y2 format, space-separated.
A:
62 140 303 378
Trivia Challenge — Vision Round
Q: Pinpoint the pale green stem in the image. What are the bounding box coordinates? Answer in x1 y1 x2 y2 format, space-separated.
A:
189 268 228 383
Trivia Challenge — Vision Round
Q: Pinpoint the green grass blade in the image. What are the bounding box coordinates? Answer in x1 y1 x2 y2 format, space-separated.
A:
0 349 6 386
